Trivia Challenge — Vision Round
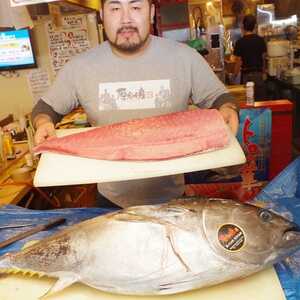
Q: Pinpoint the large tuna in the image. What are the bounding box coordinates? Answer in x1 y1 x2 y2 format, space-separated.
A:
33 109 230 161
0 197 299 298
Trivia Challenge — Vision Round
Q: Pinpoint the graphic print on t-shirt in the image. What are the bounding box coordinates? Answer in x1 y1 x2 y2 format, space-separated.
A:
98 80 171 110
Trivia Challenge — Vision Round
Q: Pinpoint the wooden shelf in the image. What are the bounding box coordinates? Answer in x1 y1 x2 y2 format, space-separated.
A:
0 144 28 183
0 143 32 206
63 0 100 10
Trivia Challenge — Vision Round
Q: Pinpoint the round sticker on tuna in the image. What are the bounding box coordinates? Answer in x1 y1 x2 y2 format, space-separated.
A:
218 224 245 251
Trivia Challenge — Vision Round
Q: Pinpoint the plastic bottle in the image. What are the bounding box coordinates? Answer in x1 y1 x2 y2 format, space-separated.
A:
3 132 16 160
19 114 26 131
0 130 6 167
246 81 255 105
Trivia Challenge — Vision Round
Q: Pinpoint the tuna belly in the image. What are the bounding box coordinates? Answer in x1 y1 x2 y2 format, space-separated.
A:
77 220 176 292
76 220 228 295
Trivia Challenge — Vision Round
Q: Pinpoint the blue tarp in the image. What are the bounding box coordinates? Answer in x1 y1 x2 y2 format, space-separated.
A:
0 206 115 256
253 157 300 300
1 158 300 299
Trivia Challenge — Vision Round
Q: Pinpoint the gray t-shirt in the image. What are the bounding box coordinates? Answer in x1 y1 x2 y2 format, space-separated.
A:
41 35 230 207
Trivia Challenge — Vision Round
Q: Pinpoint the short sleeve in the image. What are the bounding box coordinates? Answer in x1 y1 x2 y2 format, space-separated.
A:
41 61 79 115
190 49 229 108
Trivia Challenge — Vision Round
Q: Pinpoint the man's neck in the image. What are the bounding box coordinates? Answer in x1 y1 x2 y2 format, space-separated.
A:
110 35 152 59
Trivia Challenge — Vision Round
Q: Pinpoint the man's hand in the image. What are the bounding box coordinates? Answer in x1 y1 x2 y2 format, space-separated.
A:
218 103 239 136
33 114 56 145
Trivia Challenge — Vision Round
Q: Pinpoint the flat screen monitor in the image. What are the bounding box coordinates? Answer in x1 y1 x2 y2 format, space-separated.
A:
0 28 37 71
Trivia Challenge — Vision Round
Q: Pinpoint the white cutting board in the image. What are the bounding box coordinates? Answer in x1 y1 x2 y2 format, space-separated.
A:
0 267 286 300
34 128 246 187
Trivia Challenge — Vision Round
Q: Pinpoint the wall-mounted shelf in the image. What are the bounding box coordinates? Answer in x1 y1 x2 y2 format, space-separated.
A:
63 0 100 10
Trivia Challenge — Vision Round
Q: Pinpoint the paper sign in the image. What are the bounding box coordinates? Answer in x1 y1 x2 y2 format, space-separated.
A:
1 0 33 28
27 68 51 104
10 0 57 7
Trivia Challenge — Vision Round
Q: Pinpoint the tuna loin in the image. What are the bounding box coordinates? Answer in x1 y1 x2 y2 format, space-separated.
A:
33 109 230 161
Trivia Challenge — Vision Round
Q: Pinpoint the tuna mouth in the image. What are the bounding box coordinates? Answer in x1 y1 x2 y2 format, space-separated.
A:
285 222 300 233
283 224 300 243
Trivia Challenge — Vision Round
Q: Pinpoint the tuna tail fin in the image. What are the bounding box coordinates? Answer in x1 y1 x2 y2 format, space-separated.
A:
39 272 79 299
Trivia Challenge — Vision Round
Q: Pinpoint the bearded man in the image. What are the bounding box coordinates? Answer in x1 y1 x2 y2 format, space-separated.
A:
32 0 239 208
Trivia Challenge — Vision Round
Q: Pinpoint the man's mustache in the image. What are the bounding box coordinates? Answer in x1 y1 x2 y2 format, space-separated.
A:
117 26 138 34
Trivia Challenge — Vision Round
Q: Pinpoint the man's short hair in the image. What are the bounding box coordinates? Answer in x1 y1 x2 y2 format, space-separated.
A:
243 14 256 32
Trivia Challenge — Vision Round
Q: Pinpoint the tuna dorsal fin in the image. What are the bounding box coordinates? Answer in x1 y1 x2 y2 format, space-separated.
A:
39 272 78 299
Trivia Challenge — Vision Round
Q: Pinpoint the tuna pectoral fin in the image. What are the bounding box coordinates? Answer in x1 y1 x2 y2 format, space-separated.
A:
116 212 191 272
166 226 191 272
39 273 78 299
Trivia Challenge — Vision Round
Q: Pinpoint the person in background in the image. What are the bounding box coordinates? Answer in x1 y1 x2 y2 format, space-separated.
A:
31 0 239 208
232 14 267 100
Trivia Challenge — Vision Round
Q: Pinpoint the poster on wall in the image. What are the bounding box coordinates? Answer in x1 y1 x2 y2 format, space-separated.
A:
185 108 272 202
27 68 51 104
10 0 57 7
2 0 33 28
46 14 91 75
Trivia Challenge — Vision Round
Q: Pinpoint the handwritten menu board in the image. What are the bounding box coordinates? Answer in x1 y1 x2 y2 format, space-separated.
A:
46 15 91 75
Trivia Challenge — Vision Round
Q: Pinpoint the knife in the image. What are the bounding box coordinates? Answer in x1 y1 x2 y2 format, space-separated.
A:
0 217 66 249
0 224 35 229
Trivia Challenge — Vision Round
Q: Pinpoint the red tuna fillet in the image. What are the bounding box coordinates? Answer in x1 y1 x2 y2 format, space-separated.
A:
33 109 230 161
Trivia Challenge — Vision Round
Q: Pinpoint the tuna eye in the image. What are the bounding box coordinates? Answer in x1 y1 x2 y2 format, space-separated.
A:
259 210 272 222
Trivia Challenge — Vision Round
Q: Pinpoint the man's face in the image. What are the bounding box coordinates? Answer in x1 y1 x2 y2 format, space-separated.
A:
101 0 155 54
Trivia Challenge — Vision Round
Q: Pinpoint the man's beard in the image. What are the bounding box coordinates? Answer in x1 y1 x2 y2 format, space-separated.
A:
108 26 150 54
